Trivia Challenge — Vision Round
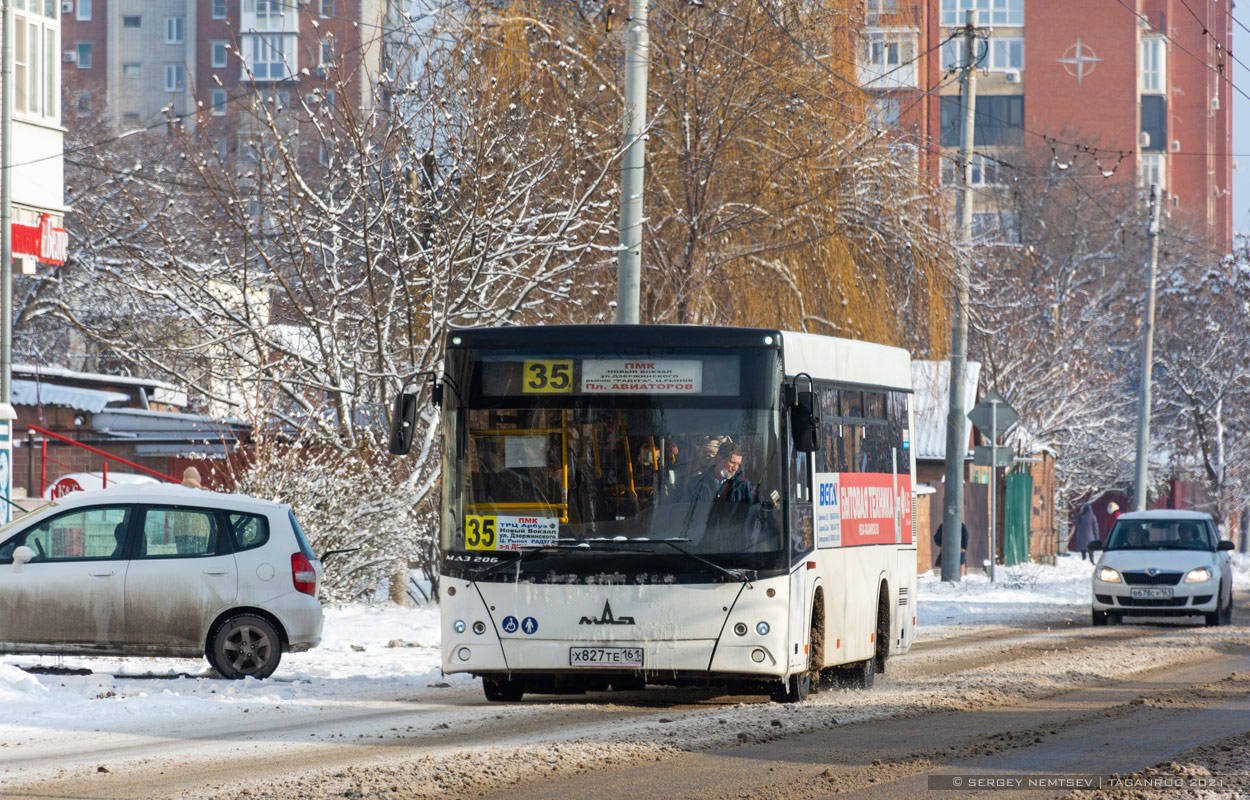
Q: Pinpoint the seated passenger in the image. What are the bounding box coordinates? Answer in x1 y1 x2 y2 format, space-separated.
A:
1176 523 1206 549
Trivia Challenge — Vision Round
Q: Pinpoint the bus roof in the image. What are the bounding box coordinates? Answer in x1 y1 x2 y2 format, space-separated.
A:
779 331 911 391
446 325 911 391
448 325 783 350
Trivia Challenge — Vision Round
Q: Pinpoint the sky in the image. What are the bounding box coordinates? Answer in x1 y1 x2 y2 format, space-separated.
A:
1235 12 1248 239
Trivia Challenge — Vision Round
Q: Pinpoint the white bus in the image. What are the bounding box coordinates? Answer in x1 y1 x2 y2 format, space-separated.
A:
390 325 917 702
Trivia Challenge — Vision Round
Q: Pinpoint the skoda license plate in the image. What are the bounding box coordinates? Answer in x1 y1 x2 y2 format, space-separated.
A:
570 647 644 667
1130 587 1173 600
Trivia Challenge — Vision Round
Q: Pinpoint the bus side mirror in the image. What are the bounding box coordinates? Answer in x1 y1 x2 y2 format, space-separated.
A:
791 389 821 453
389 392 418 456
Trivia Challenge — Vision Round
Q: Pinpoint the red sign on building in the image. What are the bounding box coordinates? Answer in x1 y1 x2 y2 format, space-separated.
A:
12 214 67 266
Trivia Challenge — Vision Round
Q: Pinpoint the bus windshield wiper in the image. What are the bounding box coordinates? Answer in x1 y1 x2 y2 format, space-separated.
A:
469 541 652 580
470 546 560 580
654 539 753 584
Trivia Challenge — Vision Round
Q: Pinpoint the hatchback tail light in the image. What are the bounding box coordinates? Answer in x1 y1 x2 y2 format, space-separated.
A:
292 552 317 596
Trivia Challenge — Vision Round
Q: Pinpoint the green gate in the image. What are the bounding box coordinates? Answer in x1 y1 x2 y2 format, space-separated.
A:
1003 472 1033 566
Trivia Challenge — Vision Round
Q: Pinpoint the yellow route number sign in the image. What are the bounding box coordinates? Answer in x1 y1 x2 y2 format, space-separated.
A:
465 515 497 550
523 360 574 394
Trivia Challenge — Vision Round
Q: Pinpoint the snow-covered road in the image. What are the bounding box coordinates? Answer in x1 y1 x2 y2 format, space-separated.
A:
0 555 1247 799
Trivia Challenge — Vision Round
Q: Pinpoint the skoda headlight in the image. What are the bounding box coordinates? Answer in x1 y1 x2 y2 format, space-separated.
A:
1097 567 1121 583
1184 567 1212 583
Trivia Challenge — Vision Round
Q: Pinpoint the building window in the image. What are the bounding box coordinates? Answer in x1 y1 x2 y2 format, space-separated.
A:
75 41 91 69
942 0 1022 26
212 0 226 18
122 62 140 77
44 28 54 117
942 153 1003 187
245 0 282 29
860 31 917 88
940 94 1024 146
1140 36 1165 93
1139 153 1165 190
941 36 1023 72
319 38 332 72
165 63 185 92
320 0 332 16
166 17 184 44
75 90 90 115
872 96 899 129
1140 94 1166 152
211 41 228 68
211 88 227 115
27 22 39 113
75 0 90 21
972 210 1019 243
246 33 291 81
122 14 140 27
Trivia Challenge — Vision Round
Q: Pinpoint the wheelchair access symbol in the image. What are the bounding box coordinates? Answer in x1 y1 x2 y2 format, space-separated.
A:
502 615 519 634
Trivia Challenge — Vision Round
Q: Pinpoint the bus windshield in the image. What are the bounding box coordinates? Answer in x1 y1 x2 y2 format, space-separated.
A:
441 347 785 569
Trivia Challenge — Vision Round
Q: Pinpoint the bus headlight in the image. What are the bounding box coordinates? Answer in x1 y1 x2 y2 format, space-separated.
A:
453 620 466 634
457 647 471 661
1097 567 1121 583
1184 567 1212 583
751 649 767 662
733 622 748 636
756 621 770 636
473 621 487 635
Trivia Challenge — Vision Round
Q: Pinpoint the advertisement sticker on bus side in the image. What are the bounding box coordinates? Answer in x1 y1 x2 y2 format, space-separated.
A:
815 473 913 547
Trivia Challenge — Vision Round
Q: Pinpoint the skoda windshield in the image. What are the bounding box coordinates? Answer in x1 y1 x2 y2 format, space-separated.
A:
440 343 786 579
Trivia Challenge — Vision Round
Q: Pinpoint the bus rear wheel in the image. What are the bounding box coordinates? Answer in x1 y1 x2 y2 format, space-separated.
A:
843 657 875 689
482 676 525 702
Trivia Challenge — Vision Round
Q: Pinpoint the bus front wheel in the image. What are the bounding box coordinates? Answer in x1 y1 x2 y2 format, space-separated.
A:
770 671 811 704
483 676 525 702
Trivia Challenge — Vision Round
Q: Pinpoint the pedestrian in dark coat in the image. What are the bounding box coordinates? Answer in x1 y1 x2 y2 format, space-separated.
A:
1071 502 1099 560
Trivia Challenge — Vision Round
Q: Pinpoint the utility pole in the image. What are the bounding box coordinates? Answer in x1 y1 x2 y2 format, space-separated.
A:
1133 183 1162 511
1 0 12 403
615 0 648 325
940 10 978 582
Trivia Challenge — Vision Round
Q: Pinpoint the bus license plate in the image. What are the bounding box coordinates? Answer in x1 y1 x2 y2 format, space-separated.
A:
1130 587 1173 599
569 647 644 667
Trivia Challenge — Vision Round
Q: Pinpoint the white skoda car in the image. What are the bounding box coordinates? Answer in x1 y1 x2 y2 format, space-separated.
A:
1089 510 1233 627
0 484 323 678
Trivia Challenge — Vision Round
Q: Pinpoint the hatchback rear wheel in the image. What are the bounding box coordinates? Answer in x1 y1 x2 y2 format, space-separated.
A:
208 614 282 679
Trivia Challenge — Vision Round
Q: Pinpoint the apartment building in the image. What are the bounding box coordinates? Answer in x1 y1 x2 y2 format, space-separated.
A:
61 0 387 140
7 0 68 273
860 0 1235 252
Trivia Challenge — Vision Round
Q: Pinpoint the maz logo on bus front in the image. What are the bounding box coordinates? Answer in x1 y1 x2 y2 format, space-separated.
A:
579 600 636 625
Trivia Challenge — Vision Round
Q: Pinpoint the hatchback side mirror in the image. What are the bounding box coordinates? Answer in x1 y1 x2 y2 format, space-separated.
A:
11 546 33 570
1217 540 1235 551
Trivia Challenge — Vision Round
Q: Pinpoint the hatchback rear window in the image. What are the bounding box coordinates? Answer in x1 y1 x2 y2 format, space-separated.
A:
288 510 316 560
229 512 269 551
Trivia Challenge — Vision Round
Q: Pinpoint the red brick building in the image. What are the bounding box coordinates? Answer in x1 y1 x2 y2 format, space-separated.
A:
61 0 383 147
862 0 1234 252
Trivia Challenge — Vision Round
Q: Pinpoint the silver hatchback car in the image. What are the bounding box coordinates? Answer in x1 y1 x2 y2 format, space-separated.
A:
0 484 323 678
1089 510 1234 627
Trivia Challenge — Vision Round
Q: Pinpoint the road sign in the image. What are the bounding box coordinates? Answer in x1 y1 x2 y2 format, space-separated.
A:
968 390 1019 442
973 445 1015 467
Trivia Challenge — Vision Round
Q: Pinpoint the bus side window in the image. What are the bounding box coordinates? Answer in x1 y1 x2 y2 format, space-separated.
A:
818 386 840 473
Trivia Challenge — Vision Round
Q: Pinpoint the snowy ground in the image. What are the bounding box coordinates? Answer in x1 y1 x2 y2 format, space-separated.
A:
1 554 1246 743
